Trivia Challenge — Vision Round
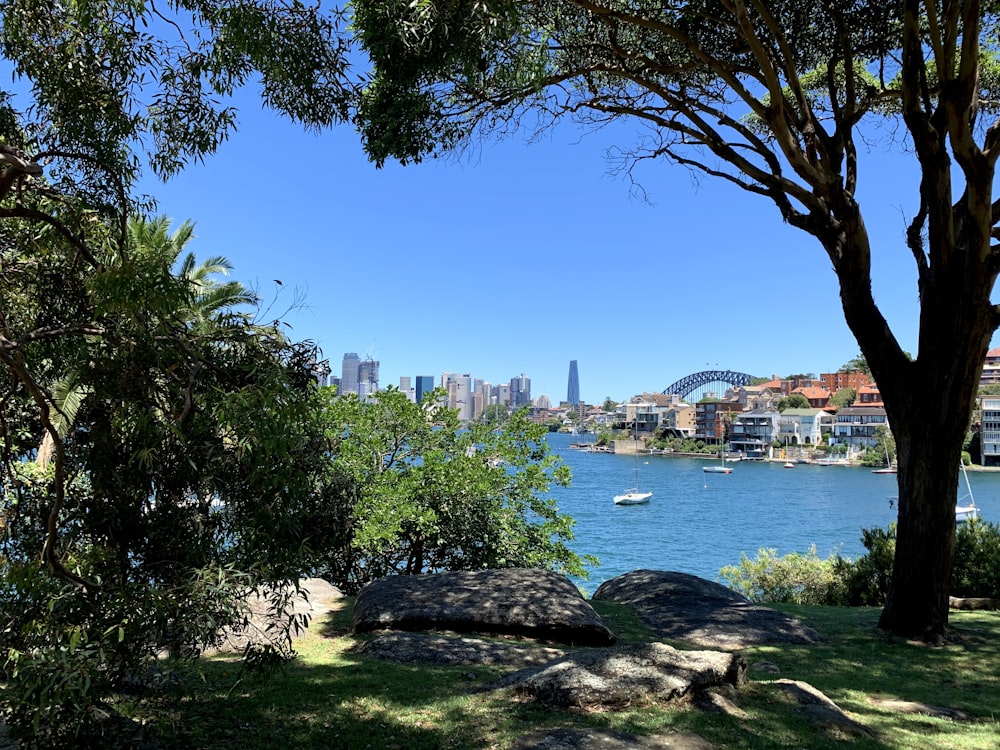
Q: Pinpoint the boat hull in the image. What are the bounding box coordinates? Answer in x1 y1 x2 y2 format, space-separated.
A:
614 491 652 505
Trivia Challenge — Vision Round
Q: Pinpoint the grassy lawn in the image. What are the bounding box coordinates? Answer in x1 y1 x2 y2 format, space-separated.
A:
130 600 1000 749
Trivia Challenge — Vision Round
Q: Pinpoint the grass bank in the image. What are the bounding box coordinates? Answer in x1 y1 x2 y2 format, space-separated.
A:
134 600 1000 749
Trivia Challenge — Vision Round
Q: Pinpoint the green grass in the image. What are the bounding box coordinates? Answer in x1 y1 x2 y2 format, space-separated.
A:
128 601 1000 749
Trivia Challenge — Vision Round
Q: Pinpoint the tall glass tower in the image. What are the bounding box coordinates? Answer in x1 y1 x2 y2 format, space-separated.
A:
340 352 360 395
415 375 434 404
567 360 580 407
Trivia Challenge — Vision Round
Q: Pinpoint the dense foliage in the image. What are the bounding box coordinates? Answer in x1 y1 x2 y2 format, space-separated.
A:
1 214 335 744
722 520 1000 606
315 388 590 594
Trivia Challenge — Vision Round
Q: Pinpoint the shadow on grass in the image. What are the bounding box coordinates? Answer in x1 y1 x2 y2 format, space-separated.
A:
137 602 1000 750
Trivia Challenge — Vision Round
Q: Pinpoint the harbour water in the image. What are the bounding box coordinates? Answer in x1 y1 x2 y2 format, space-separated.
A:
544 432 1000 594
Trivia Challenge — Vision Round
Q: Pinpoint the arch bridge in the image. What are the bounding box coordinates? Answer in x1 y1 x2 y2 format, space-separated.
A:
662 370 758 400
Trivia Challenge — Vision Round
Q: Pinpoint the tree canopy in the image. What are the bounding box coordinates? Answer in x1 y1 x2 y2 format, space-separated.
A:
351 0 1000 640
777 394 811 412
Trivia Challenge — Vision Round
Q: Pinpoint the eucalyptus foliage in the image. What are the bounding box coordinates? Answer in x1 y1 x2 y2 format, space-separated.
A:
316 387 591 593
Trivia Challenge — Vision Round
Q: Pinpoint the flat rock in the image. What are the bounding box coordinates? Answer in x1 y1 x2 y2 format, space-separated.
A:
487 642 747 709
772 679 876 739
593 570 824 649
359 631 566 667
353 569 616 646
511 728 712 749
869 696 970 721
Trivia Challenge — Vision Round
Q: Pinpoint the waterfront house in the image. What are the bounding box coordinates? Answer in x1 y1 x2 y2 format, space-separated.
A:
830 406 888 451
777 408 835 446
981 396 1000 466
730 409 780 455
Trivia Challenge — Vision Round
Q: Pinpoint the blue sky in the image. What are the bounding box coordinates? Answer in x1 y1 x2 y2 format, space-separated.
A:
140 93 933 405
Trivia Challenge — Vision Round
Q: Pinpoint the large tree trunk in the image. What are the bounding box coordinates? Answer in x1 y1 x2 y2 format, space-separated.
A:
826 184 995 641
877 405 962 642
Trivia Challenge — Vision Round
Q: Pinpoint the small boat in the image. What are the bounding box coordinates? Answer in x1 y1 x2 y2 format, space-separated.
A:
615 422 652 505
872 443 897 473
956 462 979 523
783 462 795 469
614 489 653 505
704 445 733 474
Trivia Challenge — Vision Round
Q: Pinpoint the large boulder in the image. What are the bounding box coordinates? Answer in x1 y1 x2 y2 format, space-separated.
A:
488 642 747 709
352 568 617 646
593 570 824 649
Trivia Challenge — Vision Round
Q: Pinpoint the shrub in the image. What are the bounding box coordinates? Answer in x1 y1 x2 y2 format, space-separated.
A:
952 518 1000 598
719 546 847 605
835 525 896 606
723 521 1000 609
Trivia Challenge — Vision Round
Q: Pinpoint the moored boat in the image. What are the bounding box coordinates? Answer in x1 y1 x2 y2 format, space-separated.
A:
613 489 653 505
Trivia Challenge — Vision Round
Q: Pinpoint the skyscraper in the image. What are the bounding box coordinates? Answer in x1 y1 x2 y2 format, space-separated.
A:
340 352 360 395
358 357 379 398
510 373 531 408
415 375 434 405
567 360 580 407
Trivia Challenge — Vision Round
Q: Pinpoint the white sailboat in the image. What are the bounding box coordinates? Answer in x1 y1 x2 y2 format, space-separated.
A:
703 449 733 473
614 421 652 505
872 443 897 474
956 462 979 523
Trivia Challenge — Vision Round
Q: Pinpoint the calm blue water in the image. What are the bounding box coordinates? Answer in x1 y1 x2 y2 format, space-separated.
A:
544 432 1000 594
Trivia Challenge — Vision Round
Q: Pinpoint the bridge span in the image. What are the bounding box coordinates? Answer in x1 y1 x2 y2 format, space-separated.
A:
662 370 758 400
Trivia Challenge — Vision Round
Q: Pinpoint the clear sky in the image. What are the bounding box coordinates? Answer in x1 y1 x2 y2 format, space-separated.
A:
138 91 947 405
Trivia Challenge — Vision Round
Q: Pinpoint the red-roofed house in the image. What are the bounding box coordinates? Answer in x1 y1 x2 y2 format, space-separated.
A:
792 386 832 409
856 383 884 407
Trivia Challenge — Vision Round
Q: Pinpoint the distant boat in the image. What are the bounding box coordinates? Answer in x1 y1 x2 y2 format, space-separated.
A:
956 462 979 523
615 423 652 505
783 462 795 469
872 444 897 474
704 449 733 474
613 488 653 505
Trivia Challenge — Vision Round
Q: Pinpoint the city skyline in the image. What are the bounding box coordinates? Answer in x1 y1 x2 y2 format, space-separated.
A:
129 87 1000 406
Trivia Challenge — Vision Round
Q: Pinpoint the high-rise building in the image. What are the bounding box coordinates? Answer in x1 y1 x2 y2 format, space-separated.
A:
340 352 360 395
415 375 434 405
510 373 531 408
358 357 379 398
493 382 511 406
567 360 580 407
442 372 474 421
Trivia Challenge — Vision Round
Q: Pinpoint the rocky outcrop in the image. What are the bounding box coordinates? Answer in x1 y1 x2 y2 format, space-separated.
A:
488 642 746 709
353 568 617 646
593 570 824 649
949 596 1000 610
771 679 876 739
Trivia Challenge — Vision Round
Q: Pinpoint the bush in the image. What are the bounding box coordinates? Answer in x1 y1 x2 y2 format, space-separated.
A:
722 520 1000 608
835 525 896 606
719 546 847 605
952 518 1000 598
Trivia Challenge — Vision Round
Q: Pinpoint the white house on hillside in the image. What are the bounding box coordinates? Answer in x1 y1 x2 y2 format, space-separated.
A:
777 408 835 446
